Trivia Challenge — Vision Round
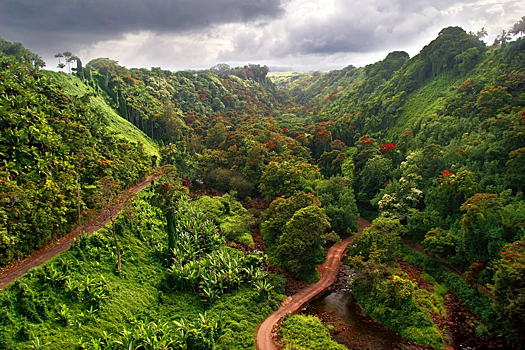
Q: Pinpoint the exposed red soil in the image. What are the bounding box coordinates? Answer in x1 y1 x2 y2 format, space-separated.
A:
397 258 435 292
251 227 268 253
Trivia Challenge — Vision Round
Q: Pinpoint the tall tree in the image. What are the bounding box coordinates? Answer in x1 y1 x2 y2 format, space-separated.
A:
276 206 330 278
476 27 488 39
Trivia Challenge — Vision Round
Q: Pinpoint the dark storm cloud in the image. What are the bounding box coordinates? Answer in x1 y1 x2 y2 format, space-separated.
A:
0 0 285 53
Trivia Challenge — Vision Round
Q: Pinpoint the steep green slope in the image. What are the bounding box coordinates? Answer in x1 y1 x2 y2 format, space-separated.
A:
0 40 154 267
275 29 525 347
44 71 159 157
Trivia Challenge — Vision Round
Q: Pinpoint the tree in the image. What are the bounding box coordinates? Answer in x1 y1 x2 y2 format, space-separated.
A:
91 177 135 270
459 193 504 265
492 238 525 347
510 16 525 38
356 155 392 204
315 176 359 234
372 152 423 221
259 159 322 202
205 122 227 149
494 29 511 48
476 27 488 40
67 55 79 74
158 101 185 143
422 227 456 257
210 63 232 75
276 206 330 278
150 166 189 256
63 51 73 72
54 52 64 65
348 217 404 265
260 192 321 246
506 148 525 192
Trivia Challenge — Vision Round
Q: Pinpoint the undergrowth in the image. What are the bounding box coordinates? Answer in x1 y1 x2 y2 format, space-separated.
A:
279 314 347 350
0 189 283 349
400 245 500 330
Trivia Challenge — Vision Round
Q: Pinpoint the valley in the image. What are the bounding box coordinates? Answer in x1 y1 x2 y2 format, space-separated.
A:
1 18 525 349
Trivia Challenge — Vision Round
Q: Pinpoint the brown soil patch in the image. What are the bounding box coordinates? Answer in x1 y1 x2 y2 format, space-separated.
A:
397 258 434 292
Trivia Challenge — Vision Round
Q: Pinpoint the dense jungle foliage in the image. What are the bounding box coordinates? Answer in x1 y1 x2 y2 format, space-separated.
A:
0 191 284 349
2 15 525 349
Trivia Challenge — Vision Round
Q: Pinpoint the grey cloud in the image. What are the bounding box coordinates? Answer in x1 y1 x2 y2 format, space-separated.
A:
221 0 523 61
0 0 285 55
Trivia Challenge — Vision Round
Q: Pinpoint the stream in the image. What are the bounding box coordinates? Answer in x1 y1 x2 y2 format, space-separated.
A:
306 290 420 350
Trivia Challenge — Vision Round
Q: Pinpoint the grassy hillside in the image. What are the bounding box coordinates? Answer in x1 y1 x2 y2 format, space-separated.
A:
45 71 159 157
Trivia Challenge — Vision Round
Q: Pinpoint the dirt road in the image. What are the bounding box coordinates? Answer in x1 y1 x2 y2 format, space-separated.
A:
0 176 156 290
256 218 371 350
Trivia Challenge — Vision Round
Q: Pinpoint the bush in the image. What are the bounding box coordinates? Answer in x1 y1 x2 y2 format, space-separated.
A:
220 216 255 248
279 314 347 350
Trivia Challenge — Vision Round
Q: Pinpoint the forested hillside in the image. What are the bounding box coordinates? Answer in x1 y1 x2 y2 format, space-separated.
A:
1 16 525 349
271 24 525 348
0 41 155 266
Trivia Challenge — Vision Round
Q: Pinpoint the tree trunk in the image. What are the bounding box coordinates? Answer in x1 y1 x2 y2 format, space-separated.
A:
166 209 176 255
112 221 121 270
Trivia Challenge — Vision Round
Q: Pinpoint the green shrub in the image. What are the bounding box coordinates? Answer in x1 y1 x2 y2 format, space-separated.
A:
279 314 347 350
266 273 286 295
220 216 255 248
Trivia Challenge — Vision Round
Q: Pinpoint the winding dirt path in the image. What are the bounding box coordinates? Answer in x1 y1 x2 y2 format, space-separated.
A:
256 218 371 350
0 176 156 290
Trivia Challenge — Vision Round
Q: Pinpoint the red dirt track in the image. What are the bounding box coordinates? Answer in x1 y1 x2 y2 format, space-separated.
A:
256 218 371 350
0 177 156 290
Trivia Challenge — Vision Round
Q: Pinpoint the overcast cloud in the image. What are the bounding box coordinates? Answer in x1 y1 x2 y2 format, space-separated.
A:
1 0 524 71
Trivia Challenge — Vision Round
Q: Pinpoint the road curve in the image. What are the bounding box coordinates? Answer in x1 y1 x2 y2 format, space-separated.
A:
256 218 371 350
0 176 156 290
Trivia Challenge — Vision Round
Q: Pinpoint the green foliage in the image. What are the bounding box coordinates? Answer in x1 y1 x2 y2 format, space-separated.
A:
422 228 457 257
372 151 424 221
356 155 392 204
351 266 445 349
0 38 45 68
0 194 283 349
279 314 347 350
400 246 498 329
458 193 505 265
191 193 254 248
0 46 153 267
348 218 444 348
260 192 321 247
493 238 525 347
4 21 525 349
315 176 359 234
46 71 159 158
259 159 322 201
348 217 404 264
276 206 330 279
220 216 254 249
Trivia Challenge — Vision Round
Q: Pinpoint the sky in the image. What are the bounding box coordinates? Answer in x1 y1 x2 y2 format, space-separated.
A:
1 0 524 72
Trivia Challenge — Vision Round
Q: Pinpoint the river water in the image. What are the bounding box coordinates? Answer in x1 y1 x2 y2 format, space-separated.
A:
306 290 419 350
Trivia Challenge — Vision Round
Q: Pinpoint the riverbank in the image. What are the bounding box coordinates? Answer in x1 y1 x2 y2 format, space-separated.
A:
305 257 512 350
